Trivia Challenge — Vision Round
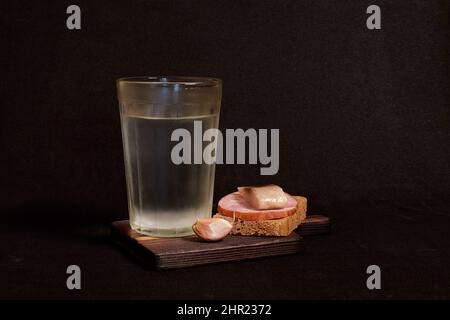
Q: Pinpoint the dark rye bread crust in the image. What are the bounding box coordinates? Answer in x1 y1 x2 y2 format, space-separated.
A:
213 196 307 236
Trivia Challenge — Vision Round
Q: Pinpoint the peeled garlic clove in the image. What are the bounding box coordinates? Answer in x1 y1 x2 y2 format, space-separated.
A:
192 218 233 241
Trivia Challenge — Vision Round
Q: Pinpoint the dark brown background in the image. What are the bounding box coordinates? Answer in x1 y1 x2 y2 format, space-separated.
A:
1 0 449 299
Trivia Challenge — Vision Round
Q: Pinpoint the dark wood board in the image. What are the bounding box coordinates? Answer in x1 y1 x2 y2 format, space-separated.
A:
111 215 330 270
112 220 304 270
297 215 331 236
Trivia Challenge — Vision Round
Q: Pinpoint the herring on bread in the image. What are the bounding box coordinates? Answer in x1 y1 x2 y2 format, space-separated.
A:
214 185 307 236
237 184 289 210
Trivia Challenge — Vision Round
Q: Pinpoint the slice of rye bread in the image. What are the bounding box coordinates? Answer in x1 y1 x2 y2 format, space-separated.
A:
213 196 307 236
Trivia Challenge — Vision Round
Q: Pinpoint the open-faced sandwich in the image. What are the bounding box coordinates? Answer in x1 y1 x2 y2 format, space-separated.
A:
213 185 307 236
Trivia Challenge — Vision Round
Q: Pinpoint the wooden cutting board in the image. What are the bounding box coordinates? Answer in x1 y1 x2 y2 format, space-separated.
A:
111 215 329 270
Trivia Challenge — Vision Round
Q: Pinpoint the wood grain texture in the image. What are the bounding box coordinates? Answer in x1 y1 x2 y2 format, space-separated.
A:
111 220 304 270
297 215 331 236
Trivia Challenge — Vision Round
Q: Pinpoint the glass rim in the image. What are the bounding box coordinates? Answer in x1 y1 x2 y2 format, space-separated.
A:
117 76 222 88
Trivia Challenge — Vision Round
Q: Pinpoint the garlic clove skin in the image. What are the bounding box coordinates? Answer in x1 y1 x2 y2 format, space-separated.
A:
192 218 233 241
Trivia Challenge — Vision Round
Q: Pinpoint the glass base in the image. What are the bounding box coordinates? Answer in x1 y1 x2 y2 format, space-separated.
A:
130 223 194 237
